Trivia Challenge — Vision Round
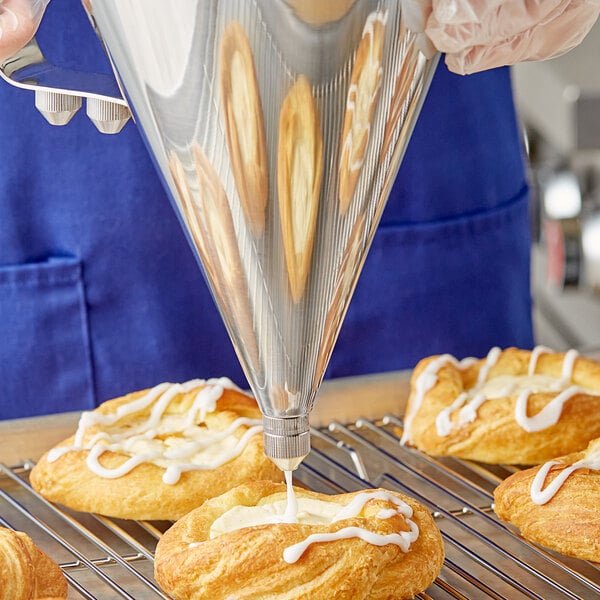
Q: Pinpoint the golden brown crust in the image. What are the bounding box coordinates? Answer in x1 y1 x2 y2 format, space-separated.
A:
154 481 444 600
493 438 600 562
278 75 323 303
338 11 386 215
0 528 67 600
30 384 283 521
219 21 268 238
402 347 600 464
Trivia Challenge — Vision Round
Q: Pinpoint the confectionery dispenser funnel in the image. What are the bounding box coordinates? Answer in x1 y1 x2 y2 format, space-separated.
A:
4 0 438 470
87 0 438 471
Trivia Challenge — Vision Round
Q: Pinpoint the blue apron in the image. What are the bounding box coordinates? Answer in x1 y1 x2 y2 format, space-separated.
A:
0 1 533 419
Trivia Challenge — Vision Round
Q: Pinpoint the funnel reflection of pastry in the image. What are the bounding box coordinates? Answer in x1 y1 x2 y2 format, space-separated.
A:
493 437 600 562
338 10 387 215
401 347 600 465
169 147 261 375
315 214 366 385
154 481 444 600
30 380 283 521
219 21 268 238
380 25 420 163
286 0 356 24
0 527 67 600
278 75 323 303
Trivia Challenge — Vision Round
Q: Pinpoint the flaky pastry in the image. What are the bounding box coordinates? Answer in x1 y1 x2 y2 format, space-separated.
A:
401 347 600 465
0 527 67 600
154 481 444 600
493 437 600 562
30 379 282 520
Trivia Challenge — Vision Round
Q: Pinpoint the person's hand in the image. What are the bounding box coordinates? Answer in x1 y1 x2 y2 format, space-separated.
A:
0 0 50 62
402 0 600 75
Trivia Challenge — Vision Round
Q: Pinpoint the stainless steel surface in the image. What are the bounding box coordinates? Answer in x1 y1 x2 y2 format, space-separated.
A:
1 373 599 599
77 0 438 463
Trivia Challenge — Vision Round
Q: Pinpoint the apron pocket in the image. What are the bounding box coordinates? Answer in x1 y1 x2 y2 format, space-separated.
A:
0 256 95 419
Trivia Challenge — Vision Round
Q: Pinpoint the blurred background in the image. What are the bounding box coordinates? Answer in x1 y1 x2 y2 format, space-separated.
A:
513 20 600 352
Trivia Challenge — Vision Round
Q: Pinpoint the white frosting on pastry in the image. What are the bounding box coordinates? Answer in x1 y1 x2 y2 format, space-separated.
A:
530 440 600 505
404 346 599 442
47 378 262 484
208 488 419 564
209 497 343 537
401 353 478 445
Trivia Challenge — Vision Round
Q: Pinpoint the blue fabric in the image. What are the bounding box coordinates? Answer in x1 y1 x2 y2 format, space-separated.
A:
0 1 533 419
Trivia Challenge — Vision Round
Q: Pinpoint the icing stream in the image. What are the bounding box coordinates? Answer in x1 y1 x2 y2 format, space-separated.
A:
48 378 262 484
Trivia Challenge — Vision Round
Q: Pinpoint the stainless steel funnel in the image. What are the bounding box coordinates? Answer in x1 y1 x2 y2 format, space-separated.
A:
4 0 438 470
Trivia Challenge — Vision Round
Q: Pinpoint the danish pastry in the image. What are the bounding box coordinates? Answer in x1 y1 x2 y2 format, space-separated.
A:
278 75 323 303
219 21 268 238
338 9 387 215
154 481 444 599
0 527 67 600
401 346 600 464
30 379 282 520
493 437 600 562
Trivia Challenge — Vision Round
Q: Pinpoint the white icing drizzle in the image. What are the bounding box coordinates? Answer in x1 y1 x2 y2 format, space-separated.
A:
514 386 580 432
47 378 262 485
530 442 600 504
205 487 420 564
405 346 594 440
283 490 418 564
527 345 554 375
401 353 478 445
283 522 419 564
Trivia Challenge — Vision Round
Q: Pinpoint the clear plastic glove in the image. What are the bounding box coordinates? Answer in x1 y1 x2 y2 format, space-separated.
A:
402 0 600 75
0 0 50 62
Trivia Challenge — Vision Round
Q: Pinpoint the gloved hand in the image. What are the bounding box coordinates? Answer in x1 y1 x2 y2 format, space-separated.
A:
0 0 50 62
402 0 600 75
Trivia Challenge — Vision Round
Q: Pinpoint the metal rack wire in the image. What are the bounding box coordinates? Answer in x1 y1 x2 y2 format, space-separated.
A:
1 415 599 599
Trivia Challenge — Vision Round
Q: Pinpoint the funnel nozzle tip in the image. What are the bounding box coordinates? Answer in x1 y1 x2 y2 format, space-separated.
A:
262 415 310 471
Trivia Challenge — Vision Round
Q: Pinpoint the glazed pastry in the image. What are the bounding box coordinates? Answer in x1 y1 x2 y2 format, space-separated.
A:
154 481 444 600
338 9 387 215
30 379 282 520
0 527 67 600
219 20 268 238
401 346 600 464
493 437 600 562
278 75 323 303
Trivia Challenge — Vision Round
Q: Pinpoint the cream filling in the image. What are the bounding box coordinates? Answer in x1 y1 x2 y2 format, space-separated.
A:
208 489 419 563
47 379 262 484
209 497 344 538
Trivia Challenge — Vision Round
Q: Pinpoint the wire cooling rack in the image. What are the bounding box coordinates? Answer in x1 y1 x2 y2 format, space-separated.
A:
1 415 599 599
